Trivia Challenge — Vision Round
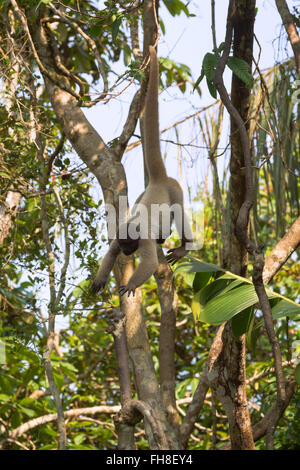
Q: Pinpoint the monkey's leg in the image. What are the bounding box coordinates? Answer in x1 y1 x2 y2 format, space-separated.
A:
119 239 159 296
92 239 121 293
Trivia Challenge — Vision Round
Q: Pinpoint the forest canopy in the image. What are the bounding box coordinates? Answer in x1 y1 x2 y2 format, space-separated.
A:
0 0 299 451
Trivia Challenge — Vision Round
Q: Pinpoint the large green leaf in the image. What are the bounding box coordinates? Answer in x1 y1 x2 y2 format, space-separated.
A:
174 259 222 275
180 258 300 324
254 299 300 330
191 279 225 322
195 284 277 325
193 271 211 291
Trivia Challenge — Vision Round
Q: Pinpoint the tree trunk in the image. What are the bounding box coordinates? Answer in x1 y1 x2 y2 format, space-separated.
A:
211 0 256 450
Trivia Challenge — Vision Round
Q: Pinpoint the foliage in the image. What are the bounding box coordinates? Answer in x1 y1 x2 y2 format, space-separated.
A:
0 0 299 452
175 258 300 327
194 43 254 98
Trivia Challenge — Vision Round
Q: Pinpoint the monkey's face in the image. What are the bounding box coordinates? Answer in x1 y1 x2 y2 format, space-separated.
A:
118 237 139 256
117 222 140 256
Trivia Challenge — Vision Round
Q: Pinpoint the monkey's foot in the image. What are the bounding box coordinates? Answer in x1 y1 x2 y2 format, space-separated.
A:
118 285 136 297
166 246 188 266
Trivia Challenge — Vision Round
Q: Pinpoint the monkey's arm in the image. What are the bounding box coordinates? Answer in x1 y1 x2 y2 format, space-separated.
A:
119 239 159 297
91 239 121 293
166 209 193 265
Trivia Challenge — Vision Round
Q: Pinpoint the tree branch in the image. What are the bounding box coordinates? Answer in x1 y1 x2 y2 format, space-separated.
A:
263 216 300 284
0 405 120 447
155 247 181 439
11 0 81 101
180 324 225 448
107 310 135 450
275 0 300 76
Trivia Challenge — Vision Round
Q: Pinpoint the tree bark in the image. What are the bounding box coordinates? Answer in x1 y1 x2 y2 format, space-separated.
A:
263 216 300 284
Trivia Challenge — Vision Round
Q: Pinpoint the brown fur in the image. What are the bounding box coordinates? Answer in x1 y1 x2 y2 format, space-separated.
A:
92 46 192 297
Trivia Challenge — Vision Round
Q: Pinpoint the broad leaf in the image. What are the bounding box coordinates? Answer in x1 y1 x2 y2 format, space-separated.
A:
232 306 254 338
227 56 254 88
196 284 277 325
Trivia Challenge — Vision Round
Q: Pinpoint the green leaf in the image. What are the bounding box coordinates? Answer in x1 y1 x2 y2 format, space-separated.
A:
74 433 86 446
254 299 300 330
60 362 78 381
0 394 10 402
246 313 259 352
193 69 205 90
206 78 217 99
232 306 254 338
227 56 254 88
174 259 222 275
123 45 131 66
194 52 219 93
164 0 190 16
36 0 52 8
191 279 229 323
197 284 277 325
159 19 166 35
11 411 21 428
193 271 211 292
18 405 36 417
272 299 300 317
202 53 218 81
215 278 245 295
160 58 174 71
112 17 122 43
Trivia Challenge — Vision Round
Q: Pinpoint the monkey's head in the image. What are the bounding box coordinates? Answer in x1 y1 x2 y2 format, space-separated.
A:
117 222 139 256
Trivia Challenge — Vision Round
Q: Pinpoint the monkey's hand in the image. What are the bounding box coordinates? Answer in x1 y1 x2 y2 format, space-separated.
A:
118 284 136 297
166 246 188 266
91 276 107 294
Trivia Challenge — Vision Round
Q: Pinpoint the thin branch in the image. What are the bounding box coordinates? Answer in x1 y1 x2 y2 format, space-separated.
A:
0 405 121 447
125 101 222 153
211 0 217 50
47 3 108 98
10 0 81 101
180 324 225 448
275 0 300 76
107 311 132 406
45 24 87 95
47 133 66 176
52 185 70 306
263 215 300 284
253 55 299 177
115 400 170 450
107 310 135 449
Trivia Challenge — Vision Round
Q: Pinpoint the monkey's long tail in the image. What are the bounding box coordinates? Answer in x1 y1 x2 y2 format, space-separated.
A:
144 46 167 182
